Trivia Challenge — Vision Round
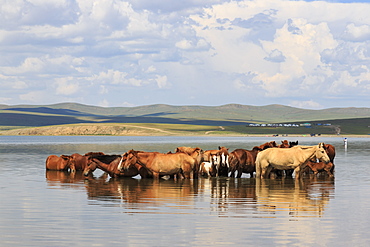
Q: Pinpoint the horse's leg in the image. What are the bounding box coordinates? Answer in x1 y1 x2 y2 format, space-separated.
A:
229 163 236 177
261 164 270 179
183 168 191 179
325 166 334 177
193 161 199 179
256 160 262 178
285 169 294 178
294 166 302 179
265 166 273 179
236 167 243 178
152 172 160 179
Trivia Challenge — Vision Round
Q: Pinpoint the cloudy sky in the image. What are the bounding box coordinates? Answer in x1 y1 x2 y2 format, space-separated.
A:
1 0 370 109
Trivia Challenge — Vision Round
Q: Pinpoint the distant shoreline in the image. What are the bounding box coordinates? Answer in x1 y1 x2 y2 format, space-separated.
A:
1 124 368 138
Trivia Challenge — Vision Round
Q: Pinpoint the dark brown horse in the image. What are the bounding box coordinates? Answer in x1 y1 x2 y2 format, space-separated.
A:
324 144 336 163
228 147 261 178
83 154 151 178
228 142 276 178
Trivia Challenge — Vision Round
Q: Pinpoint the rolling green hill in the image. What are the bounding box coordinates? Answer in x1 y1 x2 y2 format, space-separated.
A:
1 103 369 135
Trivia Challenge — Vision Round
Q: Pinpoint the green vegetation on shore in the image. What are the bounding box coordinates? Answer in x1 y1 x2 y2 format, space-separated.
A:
1 103 369 136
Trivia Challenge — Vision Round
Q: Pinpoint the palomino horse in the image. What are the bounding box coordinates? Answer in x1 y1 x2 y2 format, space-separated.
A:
255 143 330 179
120 150 196 179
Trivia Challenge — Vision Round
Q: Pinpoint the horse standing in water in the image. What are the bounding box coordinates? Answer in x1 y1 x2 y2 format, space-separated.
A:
83 154 151 178
255 143 330 179
120 150 196 179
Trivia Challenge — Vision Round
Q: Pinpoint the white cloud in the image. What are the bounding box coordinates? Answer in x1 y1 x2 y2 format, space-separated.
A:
121 101 135 107
290 100 323 109
344 23 370 41
155 75 169 88
19 91 48 103
55 77 79 95
98 99 110 107
1 0 370 108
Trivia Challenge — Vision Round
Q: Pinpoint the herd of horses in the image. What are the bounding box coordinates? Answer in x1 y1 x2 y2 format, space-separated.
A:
45 140 336 180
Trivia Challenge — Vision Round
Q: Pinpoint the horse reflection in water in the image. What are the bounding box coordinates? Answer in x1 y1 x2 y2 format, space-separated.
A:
199 177 334 218
45 170 90 187
84 178 199 209
46 171 334 218
255 178 335 218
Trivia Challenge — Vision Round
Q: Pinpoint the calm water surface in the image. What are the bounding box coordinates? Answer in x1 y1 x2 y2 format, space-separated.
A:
0 136 369 246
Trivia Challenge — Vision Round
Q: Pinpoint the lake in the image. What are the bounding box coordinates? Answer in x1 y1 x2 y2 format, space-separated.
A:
0 135 369 246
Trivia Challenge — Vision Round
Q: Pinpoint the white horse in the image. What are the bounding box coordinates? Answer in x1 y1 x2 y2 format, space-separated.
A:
255 143 330 179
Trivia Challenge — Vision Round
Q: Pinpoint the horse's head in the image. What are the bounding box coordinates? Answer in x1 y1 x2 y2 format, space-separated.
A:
315 143 330 163
279 140 290 148
83 157 97 176
217 150 229 169
120 150 137 171
193 147 204 164
269 141 277 148
289 141 299 147
58 155 73 170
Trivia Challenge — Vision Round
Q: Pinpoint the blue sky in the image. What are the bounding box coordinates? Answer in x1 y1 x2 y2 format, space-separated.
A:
1 0 370 109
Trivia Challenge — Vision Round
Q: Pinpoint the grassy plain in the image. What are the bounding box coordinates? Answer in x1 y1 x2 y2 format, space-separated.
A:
1 103 370 136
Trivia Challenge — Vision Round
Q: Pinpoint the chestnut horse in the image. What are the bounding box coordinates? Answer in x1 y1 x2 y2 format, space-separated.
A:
120 150 196 179
306 159 334 177
45 155 72 171
69 152 105 172
255 143 330 179
228 141 277 178
175 146 204 178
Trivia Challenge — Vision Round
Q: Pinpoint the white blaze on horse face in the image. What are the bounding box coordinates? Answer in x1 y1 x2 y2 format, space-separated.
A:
220 153 229 167
117 155 124 171
212 154 220 165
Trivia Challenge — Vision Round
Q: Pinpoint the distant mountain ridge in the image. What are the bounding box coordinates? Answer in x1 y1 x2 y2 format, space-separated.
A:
1 102 370 128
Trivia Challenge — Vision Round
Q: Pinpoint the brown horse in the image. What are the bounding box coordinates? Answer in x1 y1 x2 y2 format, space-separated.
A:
121 150 196 179
278 140 290 148
68 152 106 172
323 144 335 163
306 159 334 177
45 155 72 171
201 146 229 177
217 146 229 177
175 146 204 178
228 142 276 178
83 155 151 178
256 143 330 179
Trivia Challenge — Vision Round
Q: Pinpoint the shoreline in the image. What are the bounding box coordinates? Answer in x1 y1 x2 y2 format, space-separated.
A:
1 123 368 138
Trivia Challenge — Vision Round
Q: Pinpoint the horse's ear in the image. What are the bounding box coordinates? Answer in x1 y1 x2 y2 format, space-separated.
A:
318 142 324 148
